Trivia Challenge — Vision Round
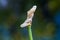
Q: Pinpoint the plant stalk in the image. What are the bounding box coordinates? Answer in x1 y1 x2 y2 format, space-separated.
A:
27 25 33 40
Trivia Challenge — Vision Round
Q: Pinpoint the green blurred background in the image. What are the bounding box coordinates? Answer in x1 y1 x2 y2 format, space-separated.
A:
0 0 60 40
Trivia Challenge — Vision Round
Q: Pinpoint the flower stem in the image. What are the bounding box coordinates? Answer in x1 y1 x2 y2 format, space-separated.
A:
27 25 33 40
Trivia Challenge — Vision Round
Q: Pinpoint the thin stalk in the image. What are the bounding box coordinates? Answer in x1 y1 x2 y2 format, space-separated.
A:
27 25 33 40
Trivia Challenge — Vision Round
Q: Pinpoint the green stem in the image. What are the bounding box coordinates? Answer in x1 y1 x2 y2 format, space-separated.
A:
27 25 33 40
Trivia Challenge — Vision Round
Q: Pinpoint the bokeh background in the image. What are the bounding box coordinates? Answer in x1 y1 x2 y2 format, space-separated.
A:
0 0 60 40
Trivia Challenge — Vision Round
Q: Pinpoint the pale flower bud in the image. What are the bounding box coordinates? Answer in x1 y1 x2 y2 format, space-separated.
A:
20 5 37 28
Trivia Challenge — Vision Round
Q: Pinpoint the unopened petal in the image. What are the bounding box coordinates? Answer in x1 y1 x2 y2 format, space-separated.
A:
20 22 28 28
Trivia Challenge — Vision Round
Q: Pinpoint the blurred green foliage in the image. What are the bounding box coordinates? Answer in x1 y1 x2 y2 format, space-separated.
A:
0 0 60 40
